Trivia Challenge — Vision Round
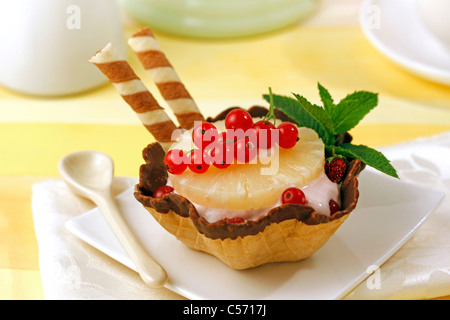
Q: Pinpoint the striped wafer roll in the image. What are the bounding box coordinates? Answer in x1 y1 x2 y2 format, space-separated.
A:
128 27 205 130
89 43 177 151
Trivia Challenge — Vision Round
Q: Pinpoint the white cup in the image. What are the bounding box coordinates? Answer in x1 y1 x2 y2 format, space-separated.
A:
416 0 450 50
0 0 126 96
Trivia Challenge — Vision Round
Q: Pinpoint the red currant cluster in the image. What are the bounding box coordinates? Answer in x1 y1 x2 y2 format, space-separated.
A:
163 109 299 175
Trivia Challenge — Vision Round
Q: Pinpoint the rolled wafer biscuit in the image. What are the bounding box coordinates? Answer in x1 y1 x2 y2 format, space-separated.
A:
129 27 205 130
89 43 178 151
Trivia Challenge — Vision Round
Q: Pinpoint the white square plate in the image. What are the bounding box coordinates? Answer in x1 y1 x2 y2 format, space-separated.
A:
66 169 444 300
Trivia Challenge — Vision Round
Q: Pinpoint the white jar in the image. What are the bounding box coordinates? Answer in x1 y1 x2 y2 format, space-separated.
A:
0 0 127 96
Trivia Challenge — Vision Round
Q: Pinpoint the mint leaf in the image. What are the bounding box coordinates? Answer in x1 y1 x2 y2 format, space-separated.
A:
332 91 378 134
263 93 335 145
318 83 335 114
331 143 399 178
292 93 335 144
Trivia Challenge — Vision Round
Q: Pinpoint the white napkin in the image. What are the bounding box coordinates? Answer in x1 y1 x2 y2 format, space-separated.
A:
344 131 450 300
31 177 184 300
32 131 450 300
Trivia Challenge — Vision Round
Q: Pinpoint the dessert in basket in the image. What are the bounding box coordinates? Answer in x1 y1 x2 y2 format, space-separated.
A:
90 27 398 270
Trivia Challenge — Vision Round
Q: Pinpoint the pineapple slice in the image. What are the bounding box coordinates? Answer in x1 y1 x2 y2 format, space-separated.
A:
169 119 325 211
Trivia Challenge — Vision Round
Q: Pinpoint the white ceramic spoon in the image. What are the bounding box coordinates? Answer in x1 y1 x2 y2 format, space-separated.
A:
58 150 168 288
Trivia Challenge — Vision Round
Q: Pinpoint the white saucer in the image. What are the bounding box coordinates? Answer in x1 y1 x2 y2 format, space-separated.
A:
360 0 450 86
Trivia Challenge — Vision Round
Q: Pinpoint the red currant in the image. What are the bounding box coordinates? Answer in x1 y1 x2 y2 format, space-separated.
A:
153 185 174 198
225 109 254 131
217 131 234 145
234 137 257 164
210 142 233 169
188 149 210 174
224 217 244 224
281 187 307 205
192 122 219 151
329 199 341 215
164 149 188 175
278 123 299 149
253 120 277 149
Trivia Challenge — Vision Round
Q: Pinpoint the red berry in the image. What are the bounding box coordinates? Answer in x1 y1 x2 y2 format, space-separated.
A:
278 123 299 149
234 137 257 164
253 120 277 149
329 199 341 215
224 217 244 224
153 185 174 198
192 122 219 151
210 142 233 169
217 131 227 144
188 149 210 174
164 149 188 175
225 109 254 131
325 156 347 183
281 187 307 205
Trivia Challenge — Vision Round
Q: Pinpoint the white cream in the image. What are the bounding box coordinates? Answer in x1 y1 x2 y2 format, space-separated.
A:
300 171 340 217
168 170 340 222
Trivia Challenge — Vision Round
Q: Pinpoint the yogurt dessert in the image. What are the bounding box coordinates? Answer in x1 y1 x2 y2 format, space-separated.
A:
90 27 396 270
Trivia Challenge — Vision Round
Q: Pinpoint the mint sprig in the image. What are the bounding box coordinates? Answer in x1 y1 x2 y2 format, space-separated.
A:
263 83 399 179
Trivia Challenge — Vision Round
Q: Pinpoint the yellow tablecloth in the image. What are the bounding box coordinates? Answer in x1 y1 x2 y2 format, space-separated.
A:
1 1 450 300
